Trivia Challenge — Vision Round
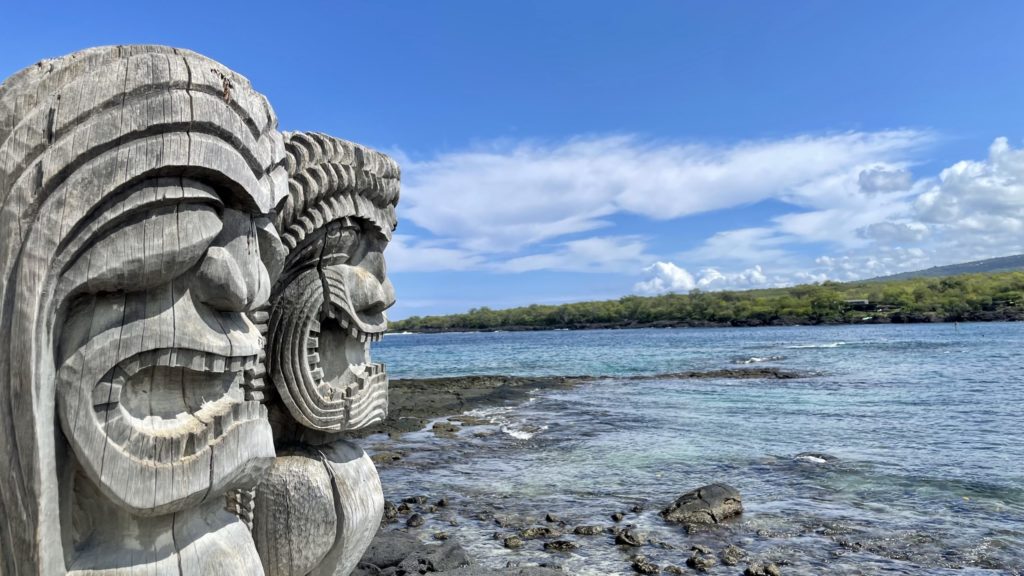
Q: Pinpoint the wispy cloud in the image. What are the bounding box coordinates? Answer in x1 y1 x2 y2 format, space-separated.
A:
396 130 933 274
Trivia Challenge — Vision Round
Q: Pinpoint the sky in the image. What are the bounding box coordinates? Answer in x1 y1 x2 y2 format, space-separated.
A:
4 1 1024 319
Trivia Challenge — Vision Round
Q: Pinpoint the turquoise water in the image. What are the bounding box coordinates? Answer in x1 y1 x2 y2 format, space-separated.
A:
370 323 1024 575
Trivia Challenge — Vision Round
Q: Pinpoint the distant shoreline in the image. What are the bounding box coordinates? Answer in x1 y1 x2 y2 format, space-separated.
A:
389 314 1022 335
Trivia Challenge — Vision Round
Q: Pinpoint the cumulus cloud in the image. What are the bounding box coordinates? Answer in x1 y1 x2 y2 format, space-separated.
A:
634 262 771 294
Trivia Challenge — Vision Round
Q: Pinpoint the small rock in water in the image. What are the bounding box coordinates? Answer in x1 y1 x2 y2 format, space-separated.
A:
687 546 717 572
503 536 525 549
436 497 449 507
573 525 604 536
615 528 646 547
543 540 578 552
520 526 562 539
664 565 685 574
611 511 626 522
382 500 398 521
402 495 428 505
432 422 460 438
631 554 660 574
432 531 449 541
370 451 404 465
406 513 425 528
545 512 560 523
397 502 412 514
661 483 743 527
745 561 782 576
631 504 644 513
721 544 747 566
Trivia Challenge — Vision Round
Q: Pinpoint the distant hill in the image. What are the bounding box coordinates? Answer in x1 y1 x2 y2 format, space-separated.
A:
867 254 1024 282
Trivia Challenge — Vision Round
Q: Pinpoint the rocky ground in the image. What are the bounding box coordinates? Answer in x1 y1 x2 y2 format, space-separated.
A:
350 368 806 441
352 369 805 575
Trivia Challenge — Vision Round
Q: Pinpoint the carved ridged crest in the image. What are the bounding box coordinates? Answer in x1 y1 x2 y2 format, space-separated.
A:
276 131 399 250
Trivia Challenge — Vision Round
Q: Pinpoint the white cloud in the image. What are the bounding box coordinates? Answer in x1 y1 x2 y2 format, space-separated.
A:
401 131 931 254
634 262 696 293
387 235 485 272
634 262 770 294
498 235 652 273
858 166 912 193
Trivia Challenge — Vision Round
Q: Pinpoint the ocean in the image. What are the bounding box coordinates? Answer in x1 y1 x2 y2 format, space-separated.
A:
369 322 1024 575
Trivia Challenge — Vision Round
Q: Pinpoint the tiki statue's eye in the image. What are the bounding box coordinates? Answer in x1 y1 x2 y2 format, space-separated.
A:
324 218 361 262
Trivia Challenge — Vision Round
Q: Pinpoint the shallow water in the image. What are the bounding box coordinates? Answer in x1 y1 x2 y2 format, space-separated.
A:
371 323 1024 574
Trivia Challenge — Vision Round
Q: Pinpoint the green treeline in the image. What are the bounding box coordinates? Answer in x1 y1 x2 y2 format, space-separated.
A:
391 271 1024 332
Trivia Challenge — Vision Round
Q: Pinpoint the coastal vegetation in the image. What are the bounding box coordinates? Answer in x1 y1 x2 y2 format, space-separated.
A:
391 271 1024 332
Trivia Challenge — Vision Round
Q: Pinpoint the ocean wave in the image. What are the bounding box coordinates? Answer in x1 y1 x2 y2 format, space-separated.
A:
733 355 786 364
384 331 415 336
785 341 846 349
500 423 548 440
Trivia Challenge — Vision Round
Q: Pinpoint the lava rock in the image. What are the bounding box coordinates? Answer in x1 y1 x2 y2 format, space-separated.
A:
503 536 525 549
370 451 404 465
543 540 578 552
545 513 560 523
382 500 398 521
573 525 604 536
433 531 449 541
406 513 425 528
687 546 717 572
615 528 646 547
664 565 685 574
354 531 472 575
432 422 461 438
745 562 782 576
520 526 562 539
631 554 660 574
437 497 449 507
721 544 746 566
660 483 743 526
402 495 428 505
611 512 625 522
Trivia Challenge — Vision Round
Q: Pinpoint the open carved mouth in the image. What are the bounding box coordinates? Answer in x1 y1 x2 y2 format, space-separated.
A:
93 348 266 460
313 312 385 400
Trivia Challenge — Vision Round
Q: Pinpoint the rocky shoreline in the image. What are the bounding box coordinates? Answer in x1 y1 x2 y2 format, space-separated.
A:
352 369 806 575
350 368 807 441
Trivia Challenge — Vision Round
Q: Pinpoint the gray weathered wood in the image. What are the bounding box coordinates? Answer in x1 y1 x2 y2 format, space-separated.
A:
2 46 399 576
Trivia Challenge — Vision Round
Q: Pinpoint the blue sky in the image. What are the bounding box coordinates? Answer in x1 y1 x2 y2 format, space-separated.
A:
4 1 1024 318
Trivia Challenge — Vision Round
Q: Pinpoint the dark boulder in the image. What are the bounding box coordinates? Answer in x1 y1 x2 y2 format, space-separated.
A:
661 483 743 526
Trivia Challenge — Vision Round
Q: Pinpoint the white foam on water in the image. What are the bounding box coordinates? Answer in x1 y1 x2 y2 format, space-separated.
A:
785 341 846 349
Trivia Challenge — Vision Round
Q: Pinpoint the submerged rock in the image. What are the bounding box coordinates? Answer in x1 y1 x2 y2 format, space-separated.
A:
630 554 660 574
687 546 717 572
573 525 604 536
615 528 646 547
721 544 747 566
520 526 563 539
407 513 425 528
503 536 525 549
661 483 743 526
542 540 578 552
745 561 782 576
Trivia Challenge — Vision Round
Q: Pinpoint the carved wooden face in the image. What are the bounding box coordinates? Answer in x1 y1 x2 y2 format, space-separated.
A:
54 178 278 516
267 215 395 432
